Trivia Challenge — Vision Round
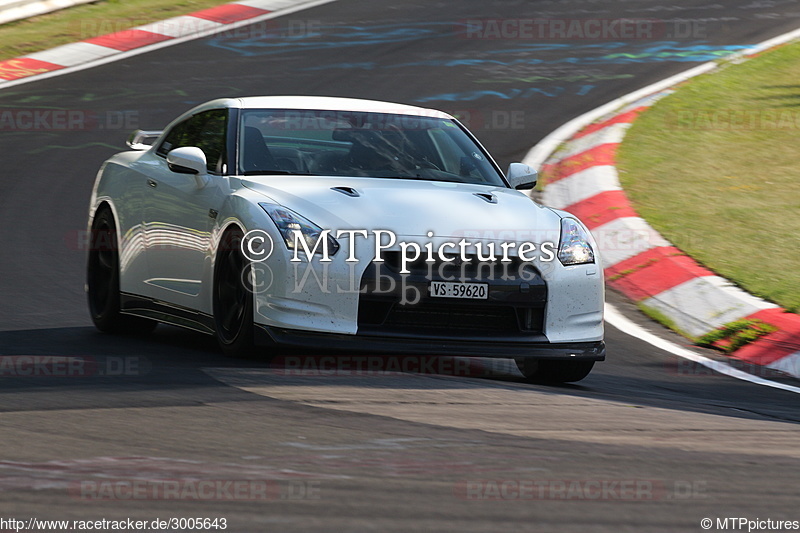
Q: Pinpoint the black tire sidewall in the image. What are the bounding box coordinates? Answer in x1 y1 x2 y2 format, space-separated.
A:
87 207 156 334
87 208 123 331
213 227 255 357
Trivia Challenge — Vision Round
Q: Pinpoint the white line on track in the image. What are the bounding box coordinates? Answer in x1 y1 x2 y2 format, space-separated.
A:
605 303 800 395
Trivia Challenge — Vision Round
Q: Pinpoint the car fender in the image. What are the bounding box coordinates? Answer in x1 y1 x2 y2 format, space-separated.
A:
88 152 151 297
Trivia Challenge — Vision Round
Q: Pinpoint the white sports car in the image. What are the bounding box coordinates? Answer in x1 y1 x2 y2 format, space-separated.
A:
86 96 604 383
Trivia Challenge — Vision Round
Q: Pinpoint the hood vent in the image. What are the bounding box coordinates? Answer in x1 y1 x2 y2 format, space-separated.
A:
331 186 360 198
473 192 497 204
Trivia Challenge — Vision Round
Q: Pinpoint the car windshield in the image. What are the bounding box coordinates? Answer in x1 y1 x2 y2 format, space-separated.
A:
238 109 506 186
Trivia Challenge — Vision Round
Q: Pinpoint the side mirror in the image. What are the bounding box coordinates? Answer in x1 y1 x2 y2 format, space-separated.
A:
167 147 210 188
167 147 206 174
506 163 538 190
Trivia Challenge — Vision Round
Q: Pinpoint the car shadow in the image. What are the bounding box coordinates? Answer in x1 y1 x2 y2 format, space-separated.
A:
0 325 798 425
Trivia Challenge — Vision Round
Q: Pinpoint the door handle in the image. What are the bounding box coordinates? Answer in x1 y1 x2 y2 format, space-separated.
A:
147 179 157 188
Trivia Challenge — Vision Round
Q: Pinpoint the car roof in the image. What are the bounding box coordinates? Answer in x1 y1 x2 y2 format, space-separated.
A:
202 96 453 119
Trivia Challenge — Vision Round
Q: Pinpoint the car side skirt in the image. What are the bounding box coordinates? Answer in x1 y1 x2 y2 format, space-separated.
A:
120 293 215 335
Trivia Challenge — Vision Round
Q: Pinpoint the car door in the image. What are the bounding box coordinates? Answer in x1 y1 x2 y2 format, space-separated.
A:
142 108 229 312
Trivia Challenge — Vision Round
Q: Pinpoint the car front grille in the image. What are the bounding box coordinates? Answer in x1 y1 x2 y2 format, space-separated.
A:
357 260 547 338
358 300 543 335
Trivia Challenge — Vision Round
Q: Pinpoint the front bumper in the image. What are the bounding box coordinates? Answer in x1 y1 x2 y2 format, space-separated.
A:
255 324 605 360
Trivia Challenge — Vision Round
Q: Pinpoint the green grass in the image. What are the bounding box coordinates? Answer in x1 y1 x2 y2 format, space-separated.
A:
617 42 800 313
697 319 778 353
0 0 233 62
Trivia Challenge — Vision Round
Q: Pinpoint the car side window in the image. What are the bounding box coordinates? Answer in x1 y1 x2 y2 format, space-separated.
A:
156 109 228 174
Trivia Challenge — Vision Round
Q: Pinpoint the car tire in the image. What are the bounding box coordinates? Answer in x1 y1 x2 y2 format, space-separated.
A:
87 207 157 334
517 359 595 384
213 227 256 358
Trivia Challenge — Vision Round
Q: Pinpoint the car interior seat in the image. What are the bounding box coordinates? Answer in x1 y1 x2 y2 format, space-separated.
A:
242 126 278 172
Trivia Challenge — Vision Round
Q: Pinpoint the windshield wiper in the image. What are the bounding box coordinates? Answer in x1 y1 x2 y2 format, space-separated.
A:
378 174 426 180
241 170 318 176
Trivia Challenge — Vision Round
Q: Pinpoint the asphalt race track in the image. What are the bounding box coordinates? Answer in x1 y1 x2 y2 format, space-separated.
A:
2 1 800 531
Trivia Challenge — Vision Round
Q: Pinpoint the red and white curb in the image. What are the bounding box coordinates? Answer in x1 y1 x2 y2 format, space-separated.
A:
529 60 800 379
0 0 334 87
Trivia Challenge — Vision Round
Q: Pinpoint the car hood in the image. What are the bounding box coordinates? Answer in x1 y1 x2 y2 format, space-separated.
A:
241 176 561 242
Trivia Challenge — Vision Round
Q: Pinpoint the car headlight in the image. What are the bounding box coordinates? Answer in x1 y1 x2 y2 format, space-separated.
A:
558 217 595 266
259 203 340 256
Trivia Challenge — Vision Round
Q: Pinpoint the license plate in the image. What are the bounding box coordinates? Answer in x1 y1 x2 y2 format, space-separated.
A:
429 281 489 300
